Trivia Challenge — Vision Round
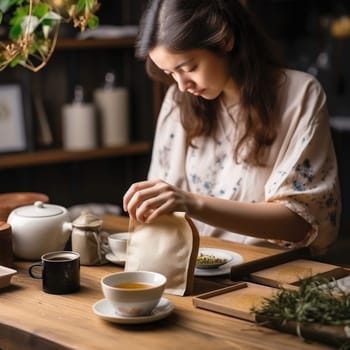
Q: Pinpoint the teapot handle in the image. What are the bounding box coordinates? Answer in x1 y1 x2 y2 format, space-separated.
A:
63 222 73 233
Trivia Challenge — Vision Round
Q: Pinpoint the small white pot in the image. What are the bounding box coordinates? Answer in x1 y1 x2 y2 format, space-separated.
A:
8 201 72 260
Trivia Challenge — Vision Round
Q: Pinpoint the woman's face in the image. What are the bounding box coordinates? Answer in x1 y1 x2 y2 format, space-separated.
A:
149 45 236 101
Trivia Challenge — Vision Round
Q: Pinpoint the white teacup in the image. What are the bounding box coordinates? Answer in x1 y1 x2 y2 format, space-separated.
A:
108 232 129 259
101 271 167 316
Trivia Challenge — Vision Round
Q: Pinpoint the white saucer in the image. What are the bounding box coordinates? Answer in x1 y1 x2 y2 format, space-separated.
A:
332 275 350 293
194 248 244 277
93 297 174 324
105 252 125 266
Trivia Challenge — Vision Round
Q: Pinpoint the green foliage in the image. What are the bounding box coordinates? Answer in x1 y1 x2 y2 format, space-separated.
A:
32 2 49 18
0 0 100 70
87 14 98 29
252 276 350 350
253 276 350 325
0 0 23 13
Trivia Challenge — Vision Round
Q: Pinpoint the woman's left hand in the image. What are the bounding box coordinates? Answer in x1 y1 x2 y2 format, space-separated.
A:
123 179 191 223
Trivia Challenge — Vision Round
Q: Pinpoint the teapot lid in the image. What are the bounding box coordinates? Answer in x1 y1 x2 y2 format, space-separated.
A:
72 210 102 228
14 201 64 218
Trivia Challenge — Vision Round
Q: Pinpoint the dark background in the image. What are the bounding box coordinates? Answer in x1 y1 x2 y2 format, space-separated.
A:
0 0 349 236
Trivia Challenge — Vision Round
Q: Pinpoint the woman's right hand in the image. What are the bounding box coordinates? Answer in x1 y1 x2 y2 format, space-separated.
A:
123 179 193 223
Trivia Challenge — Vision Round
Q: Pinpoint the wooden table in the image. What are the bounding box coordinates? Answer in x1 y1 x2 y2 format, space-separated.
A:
0 237 334 350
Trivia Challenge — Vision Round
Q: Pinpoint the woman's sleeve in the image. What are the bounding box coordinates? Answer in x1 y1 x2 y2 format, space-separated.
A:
265 79 341 255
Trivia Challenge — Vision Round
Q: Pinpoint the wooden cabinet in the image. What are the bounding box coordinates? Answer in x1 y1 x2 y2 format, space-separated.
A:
0 0 156 207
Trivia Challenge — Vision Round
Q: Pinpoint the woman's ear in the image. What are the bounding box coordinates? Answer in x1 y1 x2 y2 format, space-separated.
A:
225 36 234 52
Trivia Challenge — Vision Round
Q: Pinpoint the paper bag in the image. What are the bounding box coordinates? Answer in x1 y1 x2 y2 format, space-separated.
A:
125 212 199 296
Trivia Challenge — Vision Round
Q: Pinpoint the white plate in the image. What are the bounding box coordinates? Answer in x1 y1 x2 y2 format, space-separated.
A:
105 252 125 266
194 248 243 277
93 297 174 324
196 250 233 269
0 266 17 289
337 275 350 293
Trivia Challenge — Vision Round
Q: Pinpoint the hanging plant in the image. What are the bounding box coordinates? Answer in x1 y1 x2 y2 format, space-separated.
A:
0 0 100 72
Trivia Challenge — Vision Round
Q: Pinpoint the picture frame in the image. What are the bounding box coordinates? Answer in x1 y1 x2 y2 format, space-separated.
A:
0 83 31 153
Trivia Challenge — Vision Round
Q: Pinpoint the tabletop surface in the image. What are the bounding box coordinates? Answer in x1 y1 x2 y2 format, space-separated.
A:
0 237 335 350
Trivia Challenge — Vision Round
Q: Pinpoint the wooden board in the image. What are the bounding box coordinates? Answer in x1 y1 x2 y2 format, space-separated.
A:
249 259 349 287
192 282 277 322
229 247 310 280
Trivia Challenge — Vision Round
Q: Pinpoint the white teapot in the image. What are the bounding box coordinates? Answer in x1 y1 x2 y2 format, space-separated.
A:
8 201 72 260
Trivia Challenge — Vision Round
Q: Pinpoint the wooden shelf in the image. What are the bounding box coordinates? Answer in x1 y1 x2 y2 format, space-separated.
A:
56 37 136 50
0 142 151 170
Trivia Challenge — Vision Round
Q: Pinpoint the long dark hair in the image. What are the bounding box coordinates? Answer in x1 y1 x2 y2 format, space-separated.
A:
136 0 284 166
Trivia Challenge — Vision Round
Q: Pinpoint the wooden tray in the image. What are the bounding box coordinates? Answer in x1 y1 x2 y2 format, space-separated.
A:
193 277 350 349
249 259 349 287
192 282 277 322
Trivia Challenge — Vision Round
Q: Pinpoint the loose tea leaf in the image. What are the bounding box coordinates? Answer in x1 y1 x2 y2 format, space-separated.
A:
252 275 350 349
196 253 228 266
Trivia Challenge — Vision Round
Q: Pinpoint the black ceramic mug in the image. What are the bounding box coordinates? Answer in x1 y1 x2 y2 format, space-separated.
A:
29 251 80 294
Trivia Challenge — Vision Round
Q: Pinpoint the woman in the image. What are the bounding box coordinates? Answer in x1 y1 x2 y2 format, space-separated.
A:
123 0 341 256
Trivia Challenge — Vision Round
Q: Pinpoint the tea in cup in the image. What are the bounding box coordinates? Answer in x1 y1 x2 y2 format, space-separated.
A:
101 271 166 316
29 251 80 294
108 232 129 260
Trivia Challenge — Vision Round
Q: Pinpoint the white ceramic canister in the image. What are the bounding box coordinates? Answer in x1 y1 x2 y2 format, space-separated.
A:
7 201 72 260
62 85 97 151
94 73 129 147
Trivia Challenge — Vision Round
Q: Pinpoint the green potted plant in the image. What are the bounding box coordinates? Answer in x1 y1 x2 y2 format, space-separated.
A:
0 0 100 71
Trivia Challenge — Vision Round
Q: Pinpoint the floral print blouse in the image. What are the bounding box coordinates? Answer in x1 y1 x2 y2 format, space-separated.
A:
148 69 341 256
